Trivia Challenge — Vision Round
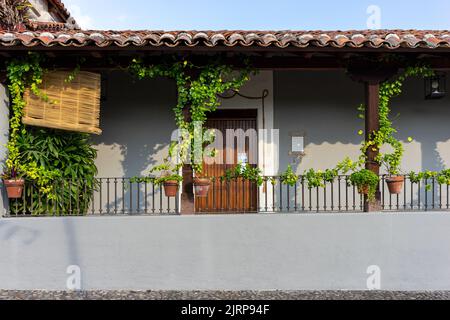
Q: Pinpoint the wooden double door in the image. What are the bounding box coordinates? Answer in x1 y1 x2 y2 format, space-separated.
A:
195 109 258 213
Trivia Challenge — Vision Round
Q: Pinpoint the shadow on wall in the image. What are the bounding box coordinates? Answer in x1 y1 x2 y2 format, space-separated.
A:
91 71 178 212
93 71 178 178
274 70 364 173
274 70 450 174
395 72 450 172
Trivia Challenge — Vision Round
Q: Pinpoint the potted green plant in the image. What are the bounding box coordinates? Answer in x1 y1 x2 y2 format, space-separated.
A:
2 167 25 199
193 175 211 198
349 169 380 201
379 152 404 194
150 163 182 198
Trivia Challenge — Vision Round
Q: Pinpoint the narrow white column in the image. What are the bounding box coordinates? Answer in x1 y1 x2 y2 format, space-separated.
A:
0 83 9 216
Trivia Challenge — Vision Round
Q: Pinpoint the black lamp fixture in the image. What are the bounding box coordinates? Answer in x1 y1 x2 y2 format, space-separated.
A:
425 73 446 100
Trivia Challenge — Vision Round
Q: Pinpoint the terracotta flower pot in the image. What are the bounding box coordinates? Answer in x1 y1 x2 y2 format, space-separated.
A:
3 179 25 199
386 176 405 194
163 180 179 197
357 185 370 195
193 177 211 198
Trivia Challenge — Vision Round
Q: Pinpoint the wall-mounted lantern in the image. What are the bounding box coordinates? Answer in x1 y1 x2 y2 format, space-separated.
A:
425 74 446 100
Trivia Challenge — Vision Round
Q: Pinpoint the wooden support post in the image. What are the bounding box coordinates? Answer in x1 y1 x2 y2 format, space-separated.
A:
364 82 381 212
180 107 195 215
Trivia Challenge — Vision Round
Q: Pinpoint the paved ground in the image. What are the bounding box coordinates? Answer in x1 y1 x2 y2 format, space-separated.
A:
0 290 450 300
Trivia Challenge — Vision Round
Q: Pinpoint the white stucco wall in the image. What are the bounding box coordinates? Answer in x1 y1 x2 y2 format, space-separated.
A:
28 0 62 22
274 70 450 175
93 70 450 179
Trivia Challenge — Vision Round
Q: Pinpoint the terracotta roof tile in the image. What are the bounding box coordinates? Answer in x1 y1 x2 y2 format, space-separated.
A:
1 29 450 50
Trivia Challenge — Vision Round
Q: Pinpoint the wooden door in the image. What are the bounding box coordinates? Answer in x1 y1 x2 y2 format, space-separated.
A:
196 110 258 213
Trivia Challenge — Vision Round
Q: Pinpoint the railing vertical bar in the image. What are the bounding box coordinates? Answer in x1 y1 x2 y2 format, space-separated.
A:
114 178 118 214
323 183 327 212
352 184 356 211
294 181 298 212
424 179 428 211
144 181 148 214
122 178 125 214
301 177 305 212
159 184 163 214
76 180 80 216
30 183 34 216
264 179 268 213
137 182 140 214
330 181 334 212
338 176 342 211
345 176 349 211
106 178 110 214
98 178 102 215
242 178 246 213
272 178 276 212
403 176 407 211
279 180 283 212
432 179 436 210
152 183 155 214
286 184 290 212
418 180 421 210
316 186 320 213
129 180 133 214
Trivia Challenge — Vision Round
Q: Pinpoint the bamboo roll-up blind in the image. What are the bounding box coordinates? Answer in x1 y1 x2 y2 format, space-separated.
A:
23 71 102 135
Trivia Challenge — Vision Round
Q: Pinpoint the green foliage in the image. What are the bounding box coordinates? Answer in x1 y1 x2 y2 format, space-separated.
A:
222 163 264 186
304 168 339 189
279 165 298 186
349 169 380 201
5 53 98 215
129 57 253 175
359 66 435 176
408 170 450 191
131 162 183 185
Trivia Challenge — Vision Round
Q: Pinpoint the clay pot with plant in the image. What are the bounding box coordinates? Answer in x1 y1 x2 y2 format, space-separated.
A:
193 175 211 198
2 167 25 199
150 163 182 198
349 169 380 201
380 152 405 194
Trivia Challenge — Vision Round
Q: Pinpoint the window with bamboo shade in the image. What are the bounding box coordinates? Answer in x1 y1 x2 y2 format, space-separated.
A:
22 71 102 135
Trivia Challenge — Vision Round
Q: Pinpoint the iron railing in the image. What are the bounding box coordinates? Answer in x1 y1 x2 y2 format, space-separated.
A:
4 175 450 217
6 177 179 217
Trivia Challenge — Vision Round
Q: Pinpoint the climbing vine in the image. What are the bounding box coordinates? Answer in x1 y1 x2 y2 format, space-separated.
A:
4 52 98 215
359 66 435 175
4 52 60 193
129 57 253 175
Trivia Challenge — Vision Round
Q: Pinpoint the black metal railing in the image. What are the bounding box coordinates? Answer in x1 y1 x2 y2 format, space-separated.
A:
197 174 450 214
6 177 179 217
4 175 450 217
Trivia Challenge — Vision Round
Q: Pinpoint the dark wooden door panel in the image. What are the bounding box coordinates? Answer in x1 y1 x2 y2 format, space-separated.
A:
196 110 258 213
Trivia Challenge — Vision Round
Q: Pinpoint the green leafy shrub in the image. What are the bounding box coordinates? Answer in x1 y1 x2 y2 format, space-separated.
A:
349 169 380 201
11 128 98 215
280 165 298 186
222 163 264 186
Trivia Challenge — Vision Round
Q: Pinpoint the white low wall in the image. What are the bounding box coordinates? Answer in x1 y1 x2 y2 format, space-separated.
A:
0 213 450 291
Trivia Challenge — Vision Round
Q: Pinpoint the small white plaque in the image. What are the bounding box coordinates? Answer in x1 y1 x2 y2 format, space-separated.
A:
292 136 304 153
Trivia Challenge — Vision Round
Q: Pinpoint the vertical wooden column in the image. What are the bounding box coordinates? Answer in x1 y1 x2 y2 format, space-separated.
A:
364 82 381 212
180 107 195 215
